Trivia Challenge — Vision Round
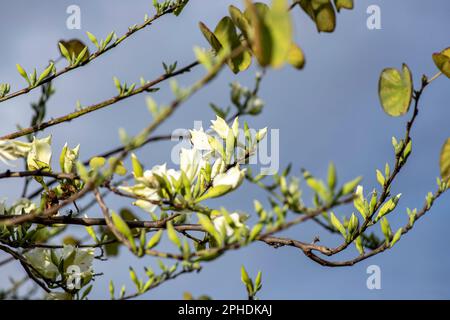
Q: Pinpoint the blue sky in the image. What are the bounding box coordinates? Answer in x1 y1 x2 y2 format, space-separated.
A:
0 0 449 299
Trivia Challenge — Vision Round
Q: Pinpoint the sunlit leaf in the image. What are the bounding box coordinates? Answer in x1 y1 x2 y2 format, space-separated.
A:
214 16 252 73
378 64 413 117
298 0 336 33
440 138 450 183
58 39 90 62
432 47 450 78
287 43 305 69
334 0 354 12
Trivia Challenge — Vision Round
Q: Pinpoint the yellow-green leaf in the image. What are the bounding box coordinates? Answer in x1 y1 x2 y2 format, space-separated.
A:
89 156 106 169
298 0 336 33
378 64 413 117
245 0 292 68
166 221 181 249
195 185 232 203
131 153 143 178
440 138 450 183
432 47 450 78
58 39 90 62
334 0 354 12
214 16 251 73
244 2 272 67
229 5 251 40
146 230 163 249
199 22 222 52
330 212 346 238
111 212 133 241
265 0 292 68
287 43 305 69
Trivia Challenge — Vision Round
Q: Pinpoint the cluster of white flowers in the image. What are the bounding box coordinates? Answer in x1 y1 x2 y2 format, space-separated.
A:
0 135 80 174
119 116 267 215
24 245 94 283
0 198 37 216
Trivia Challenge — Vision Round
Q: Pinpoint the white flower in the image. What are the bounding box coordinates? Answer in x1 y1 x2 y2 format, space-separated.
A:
180 148 203 181
10 199 37 215
210 116 230 139
213 166 245 189
189 127 211 151
355 185 364 199
255 127 268 142
60 143 80 174
0 139 31 166
62 245 94 277
134 199 158 213
24 245 94 282
213 213 244 237
119 180 161 214
24 248 59 280
27 135 52 171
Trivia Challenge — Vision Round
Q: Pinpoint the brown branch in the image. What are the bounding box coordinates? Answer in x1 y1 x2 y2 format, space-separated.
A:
94 188 134 252
0 169 76 180
1 61 199 140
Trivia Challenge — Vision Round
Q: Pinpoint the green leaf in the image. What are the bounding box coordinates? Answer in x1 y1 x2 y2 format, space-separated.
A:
303 170 329 201
229 5 251 40
108 157 127 176
58 42 71 62
129 267 140 290
341 176 362 195
86 31 99 48
355 235 364 255
287 43 305 70
375 194 401 221
16 64 30 85
330 212 346 238
245 0 292 68
75 46 88 65
38 63 54 83
240 265 253 288
254 271 262 291
440 138 450 183
109 281 115 299
432 47 450 78
111 211 133 242
390 228 402 248
327 162 337 191
197 214 222 245
244 2 271 66
378 63 413 117
249 223 263 242
146 230 163 249
380 217 392 242
195 185 232 203
131 153 143 178
166 221 181 249
59 39 90 63
199 22 222 52
334 0 354 12
89 156 106 169
265 0 293 68
85 226 98 243
298 0 336 33
214 16 252 73
376 169 385 187
81 285 93 300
